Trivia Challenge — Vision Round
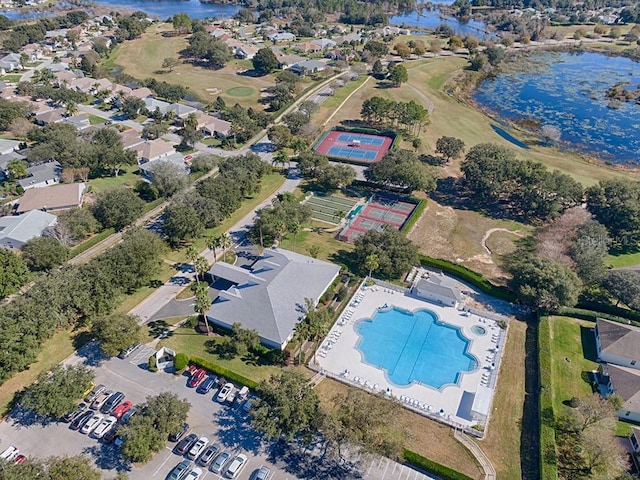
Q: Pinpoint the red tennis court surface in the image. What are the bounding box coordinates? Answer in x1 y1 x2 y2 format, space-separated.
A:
338 194 418 242
314 131 393 163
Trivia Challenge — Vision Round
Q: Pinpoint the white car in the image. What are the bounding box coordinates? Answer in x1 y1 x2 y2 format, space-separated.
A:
186 436 208 460
224 453 248 478
81 414 103 434
0 446 18 461
217 383 234 403
92 416 117 439
186 467 203 480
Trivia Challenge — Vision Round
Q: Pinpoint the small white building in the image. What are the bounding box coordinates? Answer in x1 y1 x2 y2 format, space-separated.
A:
411 273 463 308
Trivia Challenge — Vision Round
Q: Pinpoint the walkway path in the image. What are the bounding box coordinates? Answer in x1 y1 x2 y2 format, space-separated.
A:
454 429 496 480
480 227 525 256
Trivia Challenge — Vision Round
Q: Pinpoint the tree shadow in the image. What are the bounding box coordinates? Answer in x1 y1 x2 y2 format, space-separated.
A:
147 320 169 338
82 443 131 472
75 341 109 367
214 408 264 454
330 249 360 276
579 326 598 362
9 406 55 428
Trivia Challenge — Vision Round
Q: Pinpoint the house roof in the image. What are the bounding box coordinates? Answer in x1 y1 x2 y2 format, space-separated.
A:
292 60 327 71
143 98 171 114
197 112 231 135
18 161 62 189
414 274 463 302
129 87 153 99
603 363 640 413
0 210 57 246
167 103 197 118
61 113 90 130
312 38 336 48
138 154 187 176
16 182 85 213
120 131 145 149
35 109 64 124
129 139 175 161
633 426 640 442
597 318 640 360
0 138 21 156
0 151 25 172
206 248 340 346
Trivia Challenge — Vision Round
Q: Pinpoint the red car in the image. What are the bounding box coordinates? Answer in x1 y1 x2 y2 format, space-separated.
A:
112 400 133 419
14 455 26 465
187 368 206 388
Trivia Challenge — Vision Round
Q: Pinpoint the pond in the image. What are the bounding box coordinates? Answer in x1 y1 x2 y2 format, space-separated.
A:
1 0 241 20
390 7 494 38
473 51 640 165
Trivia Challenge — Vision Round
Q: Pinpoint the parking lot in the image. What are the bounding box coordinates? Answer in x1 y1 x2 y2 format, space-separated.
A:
0 344 435 480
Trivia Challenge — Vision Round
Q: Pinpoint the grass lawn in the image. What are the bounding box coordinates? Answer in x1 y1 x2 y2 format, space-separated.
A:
106 23 276 109
279 228 354 264
160 326 281 383
88 114 106 125
0 328 86 416
481 320 526 480
0 74 22 83
88 165 140 193
606 250 640 268
314 377 484 479
165 172 286 263
314 75 368 127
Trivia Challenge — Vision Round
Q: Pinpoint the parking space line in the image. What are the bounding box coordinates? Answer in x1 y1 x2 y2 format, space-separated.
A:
152 452 174 477
391 461 397 475
380 458 390 480
366 457 375 477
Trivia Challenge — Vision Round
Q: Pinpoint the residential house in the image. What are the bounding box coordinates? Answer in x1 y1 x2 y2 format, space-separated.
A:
128 139 175 164
0 210 57 249
0 151 26 181
312 38 337 49
18 161 62 190
21 43 44 61
61 113 91 131
166 103 197 121
208 27 231 40
268 32 295 43
294 42 322 54
594 318 640 369
16 182 86 213
234 43 259 60
143 98 171 116
196 112 232 138
630 426 640 453
138 153 188 181
34 109 65 126
119 130 145 150
278 54 306 70
597 363 640 422
0 139 22 156
290 59 327 75
0 53 22 74
206 248 341 350
68 77 95 93
410 273 463 308
55 70 79 87
47 62 70 73
129 87 153 99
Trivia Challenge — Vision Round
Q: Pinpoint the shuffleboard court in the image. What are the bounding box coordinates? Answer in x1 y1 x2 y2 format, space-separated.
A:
303 193 360 225
314 130 394 163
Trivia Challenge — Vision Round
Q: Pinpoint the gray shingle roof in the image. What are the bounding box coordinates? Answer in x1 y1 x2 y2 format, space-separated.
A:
597 318 640 360
0 210 57 246
206 248 340 347
414 274 463 302
602 363 640 413
19 161 62 189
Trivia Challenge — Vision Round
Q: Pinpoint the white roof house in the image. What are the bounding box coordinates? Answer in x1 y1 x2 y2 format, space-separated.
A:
0 210 57 249
0 139 22 156
411 273 463 308
206 248 340 350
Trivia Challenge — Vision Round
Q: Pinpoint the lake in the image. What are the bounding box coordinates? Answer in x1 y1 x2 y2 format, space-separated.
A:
390 8 493 38
473 51 640 165
1 0 241 20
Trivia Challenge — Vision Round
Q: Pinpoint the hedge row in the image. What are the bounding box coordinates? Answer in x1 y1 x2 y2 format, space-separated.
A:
575 300 640 323
189 356 258 390
553 307 640 328
418 255 516 302
400 199 426 234
538 317 559 480
403 449 474 480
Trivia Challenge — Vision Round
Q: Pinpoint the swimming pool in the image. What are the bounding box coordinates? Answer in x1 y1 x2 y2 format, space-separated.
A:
356 307 475 389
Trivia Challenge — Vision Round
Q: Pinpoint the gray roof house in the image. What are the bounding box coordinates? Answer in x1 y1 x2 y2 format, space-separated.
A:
595 318 640 370
0 151 26 180
0 138 22 155
167 103 197 119
597 363 640 423
143 98 171 116
19 161 62 190
206 248 341 350
61 113 91 131
138 154 188 180
291 59 327 75
0 210 57 249
411 273 463 308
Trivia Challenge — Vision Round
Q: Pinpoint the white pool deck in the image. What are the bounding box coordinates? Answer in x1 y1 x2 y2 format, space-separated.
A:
313 284 505 429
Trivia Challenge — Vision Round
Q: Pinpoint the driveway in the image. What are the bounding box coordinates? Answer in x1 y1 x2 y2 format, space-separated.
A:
0 344 434 480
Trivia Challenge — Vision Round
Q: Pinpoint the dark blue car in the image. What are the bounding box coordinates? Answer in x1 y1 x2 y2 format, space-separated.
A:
197 376 217 394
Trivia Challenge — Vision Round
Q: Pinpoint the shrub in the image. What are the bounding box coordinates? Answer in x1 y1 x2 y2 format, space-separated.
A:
186 315 199 328
189 356 258 389
403 449 474 480
148 355 158 372
174 353 189 372
400 199 426 234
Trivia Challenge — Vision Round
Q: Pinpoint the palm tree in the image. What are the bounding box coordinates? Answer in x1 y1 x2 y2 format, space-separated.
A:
64 101 78 117
194 282 211 335
290 222 300 252
220 234 232 262
364 253 380 278
185 245 199 273
184 112 199 130
206 235 221 262
194 256 209 283
334 210 346 224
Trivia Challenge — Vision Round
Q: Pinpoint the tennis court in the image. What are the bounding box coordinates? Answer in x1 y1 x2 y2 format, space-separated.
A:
314 130 393 163
338 193 419 242
304 193 360 225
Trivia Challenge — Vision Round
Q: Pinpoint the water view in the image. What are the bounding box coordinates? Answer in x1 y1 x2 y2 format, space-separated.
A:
473 51 640 165
390 8 493 38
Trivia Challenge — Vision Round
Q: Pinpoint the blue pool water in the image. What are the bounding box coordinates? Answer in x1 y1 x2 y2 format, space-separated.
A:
356 307 474 388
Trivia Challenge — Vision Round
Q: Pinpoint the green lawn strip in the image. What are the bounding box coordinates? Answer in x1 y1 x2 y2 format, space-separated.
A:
1 74 22 83
321 75 367 112
69 228 115 257
606 251 640 268
164 172 286 263
88 114 107 125
160 326 280 384
538 317 558 480
402 449 474 480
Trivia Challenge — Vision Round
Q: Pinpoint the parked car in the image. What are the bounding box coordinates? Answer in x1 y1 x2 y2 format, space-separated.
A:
187 368 206 388
226 387 237 405
253 466 271 480
236 386 250 403
91 390 112 410
84 384 106 404
186 467 203 480
112 400 133 419
103 425 119 444
186 436 208 460
70 410 94 431
169 423 189 442
81 414 103 434
92 416 117 439
175 433 198 456
242 399 252 413
82 382 96 398
118 344 138 359
209 452 231 474
197 444 219 467
13 454 26 465
196 376 216 394
216 383 234 403
224 453 248 478
0 446 19 461
100 391 124 414
120 405 137 424
167 460 193 480
63 402 88 423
